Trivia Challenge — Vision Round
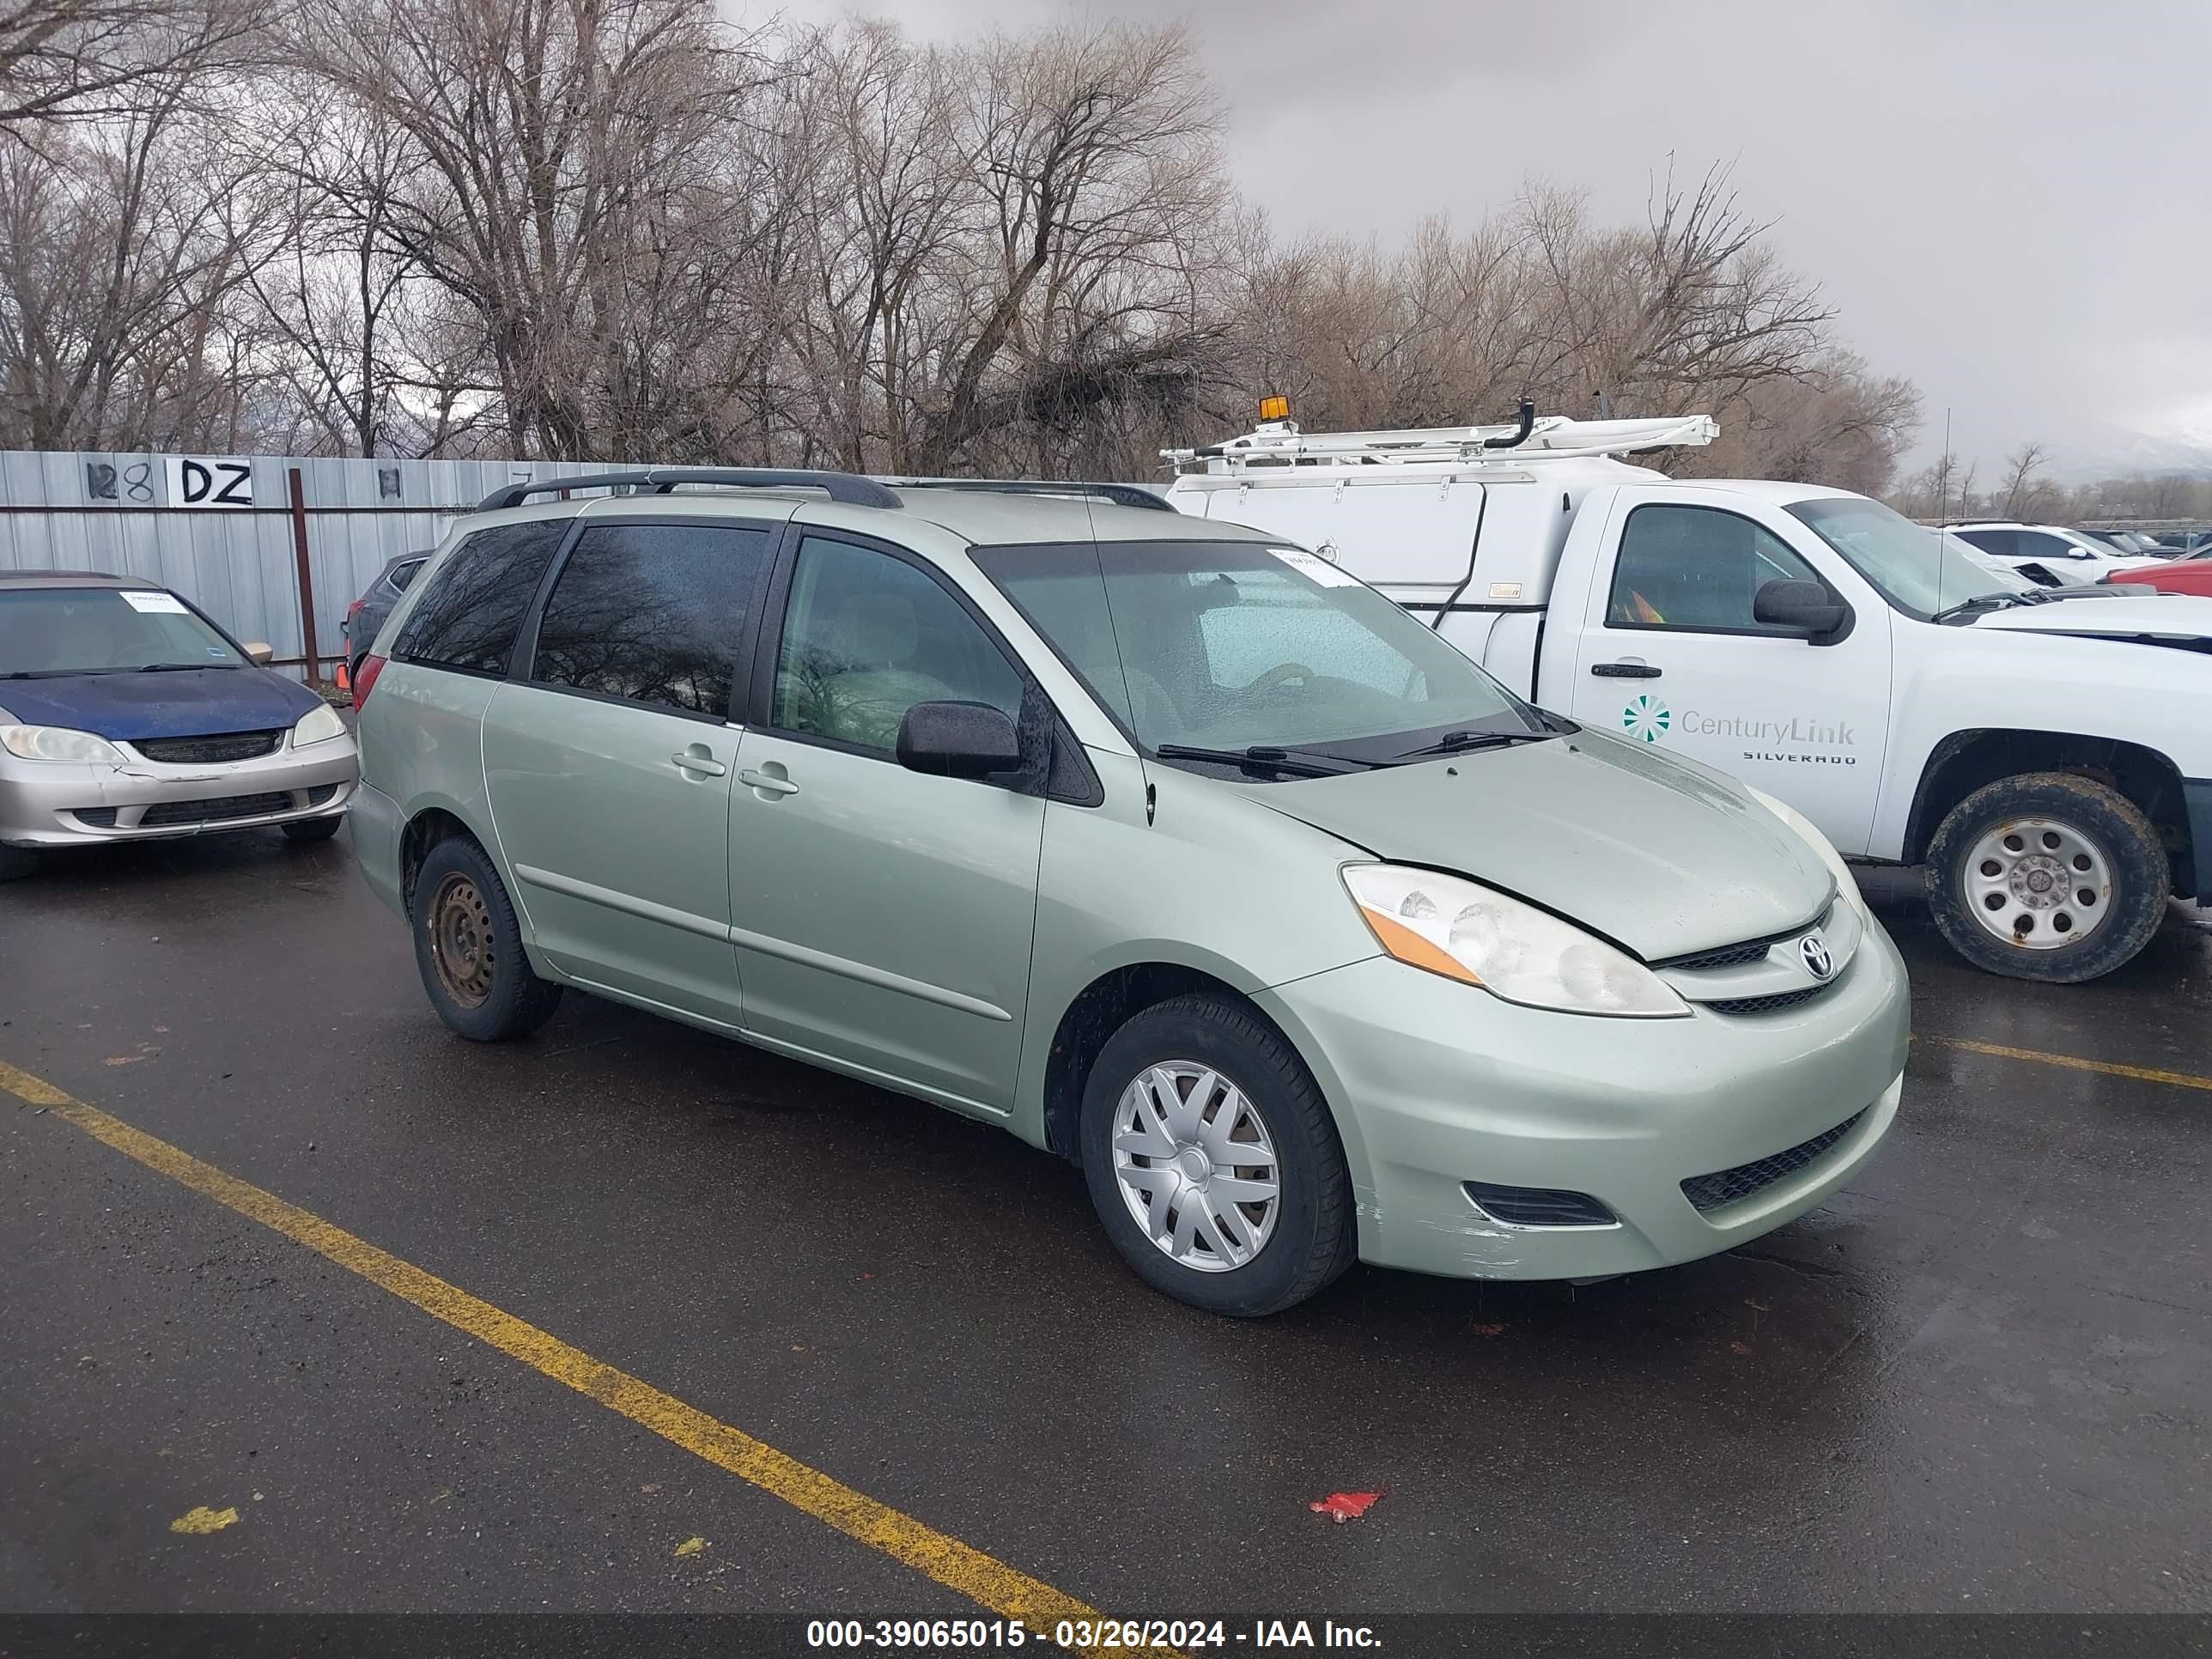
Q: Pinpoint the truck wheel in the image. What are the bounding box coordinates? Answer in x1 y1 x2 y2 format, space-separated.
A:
1924 773 2169 983
410 836 563 1040
1079 993 1356 1316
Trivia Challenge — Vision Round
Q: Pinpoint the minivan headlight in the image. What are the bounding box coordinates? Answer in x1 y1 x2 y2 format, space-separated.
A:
1342 864 1687 1018
0 724 126 763
1744 787 1861 915
291 704 348 747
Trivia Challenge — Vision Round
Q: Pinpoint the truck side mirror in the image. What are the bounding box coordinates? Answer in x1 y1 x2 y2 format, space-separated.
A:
1753 579 1850 644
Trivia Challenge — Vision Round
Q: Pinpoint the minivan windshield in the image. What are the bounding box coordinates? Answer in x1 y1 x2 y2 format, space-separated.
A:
970 539 1547 769
0 587 246 677
1785 497 2012 622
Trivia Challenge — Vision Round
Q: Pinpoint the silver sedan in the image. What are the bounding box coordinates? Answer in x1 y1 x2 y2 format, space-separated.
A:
0 570 357 878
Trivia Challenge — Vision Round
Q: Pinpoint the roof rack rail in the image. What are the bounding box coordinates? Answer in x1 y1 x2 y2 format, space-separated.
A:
883 477 1175 513
1162 412 1717 472
474 467 902 514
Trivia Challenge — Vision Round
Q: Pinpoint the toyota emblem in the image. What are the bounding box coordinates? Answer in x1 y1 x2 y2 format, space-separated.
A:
1799 933 1835 981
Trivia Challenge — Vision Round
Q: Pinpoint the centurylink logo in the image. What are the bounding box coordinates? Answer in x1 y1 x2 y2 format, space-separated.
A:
1622 695 1671 743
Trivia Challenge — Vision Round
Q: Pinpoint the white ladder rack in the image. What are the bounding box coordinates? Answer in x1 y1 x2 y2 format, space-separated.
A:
1164 412 1718 471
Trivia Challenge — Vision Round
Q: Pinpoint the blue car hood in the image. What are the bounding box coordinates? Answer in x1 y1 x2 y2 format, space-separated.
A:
0 669 319 741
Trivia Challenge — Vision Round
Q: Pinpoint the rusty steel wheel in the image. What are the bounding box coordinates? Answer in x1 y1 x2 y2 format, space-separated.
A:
410 836 562 1041
428 871 496 1010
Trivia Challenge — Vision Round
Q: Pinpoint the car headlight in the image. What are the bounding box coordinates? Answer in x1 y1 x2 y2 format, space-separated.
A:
291 703 348 747
1342 864 1687 1018
0 724 127 763
1744 787 1861 914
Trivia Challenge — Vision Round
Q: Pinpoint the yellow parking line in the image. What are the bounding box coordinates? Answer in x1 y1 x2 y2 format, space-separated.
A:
0 1058 1133 1644
1917 1034 2212 1093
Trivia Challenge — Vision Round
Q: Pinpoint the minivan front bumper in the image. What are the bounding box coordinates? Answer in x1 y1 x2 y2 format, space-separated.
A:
1258 914 1910 1281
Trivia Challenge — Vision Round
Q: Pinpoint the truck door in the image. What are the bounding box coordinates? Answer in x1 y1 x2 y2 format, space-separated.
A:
1562 490 1892 854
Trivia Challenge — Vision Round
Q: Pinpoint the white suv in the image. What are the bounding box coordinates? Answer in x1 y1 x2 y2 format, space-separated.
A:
1947 522 2167 587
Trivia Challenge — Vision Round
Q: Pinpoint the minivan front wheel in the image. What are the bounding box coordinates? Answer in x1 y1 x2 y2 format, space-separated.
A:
1079 994 1354 1316
410 837 562 1041
1925 772 2169 983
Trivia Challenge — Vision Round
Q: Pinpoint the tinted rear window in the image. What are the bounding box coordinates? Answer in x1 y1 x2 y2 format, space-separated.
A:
391 523 566 676
531 522 771 718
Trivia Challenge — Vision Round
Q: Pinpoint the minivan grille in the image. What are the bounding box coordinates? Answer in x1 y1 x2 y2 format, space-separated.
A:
138 792 295 827
1702 985 1832 1017
1680 1109 1869 1213
133 730 283 764
1666 939 1776 972
1661 903 1835 973
73 807 118 828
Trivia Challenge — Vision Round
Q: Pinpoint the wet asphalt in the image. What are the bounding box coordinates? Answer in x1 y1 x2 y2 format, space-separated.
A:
1 830 2208 1620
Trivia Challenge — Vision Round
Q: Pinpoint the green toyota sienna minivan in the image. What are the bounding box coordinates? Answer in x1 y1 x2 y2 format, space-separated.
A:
350 469 1908 1316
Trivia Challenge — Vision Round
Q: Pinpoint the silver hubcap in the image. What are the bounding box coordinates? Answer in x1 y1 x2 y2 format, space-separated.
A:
1963 817 2112 950
1110 1061 1280 1273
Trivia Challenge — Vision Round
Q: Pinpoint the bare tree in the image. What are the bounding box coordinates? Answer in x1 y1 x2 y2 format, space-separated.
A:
4 6 1924 488
1688 351 1921 495
1997 441 2055 520
908 21 1231 472
286 0 784 459
0 0 267 134
0 77 279 448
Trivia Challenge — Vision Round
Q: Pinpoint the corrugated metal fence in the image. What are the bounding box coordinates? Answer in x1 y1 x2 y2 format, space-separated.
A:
0 450 621 678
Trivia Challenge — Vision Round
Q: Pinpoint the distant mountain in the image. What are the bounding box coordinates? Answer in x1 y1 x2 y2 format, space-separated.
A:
2043 422 2212 483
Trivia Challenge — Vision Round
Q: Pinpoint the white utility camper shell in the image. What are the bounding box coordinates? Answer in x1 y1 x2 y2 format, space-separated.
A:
1164 415 1717 696
1161 408 2212 987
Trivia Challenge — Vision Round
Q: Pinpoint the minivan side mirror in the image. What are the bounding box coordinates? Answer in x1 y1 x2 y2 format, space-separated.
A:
1752 580 1850 643
240 641 275 665
896 700 1022 780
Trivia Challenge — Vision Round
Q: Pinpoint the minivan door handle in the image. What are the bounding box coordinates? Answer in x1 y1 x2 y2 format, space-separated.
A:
1589 661 1662 679
670 747 728 778
738 766 799 798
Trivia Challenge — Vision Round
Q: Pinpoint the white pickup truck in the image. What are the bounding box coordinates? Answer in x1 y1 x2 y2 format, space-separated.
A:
1164 409 2212 983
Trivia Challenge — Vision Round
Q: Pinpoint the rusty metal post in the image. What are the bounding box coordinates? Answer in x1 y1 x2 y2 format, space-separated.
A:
287 467 321 683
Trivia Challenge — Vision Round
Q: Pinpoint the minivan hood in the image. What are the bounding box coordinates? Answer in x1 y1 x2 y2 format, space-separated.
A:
0 667 320 741
1970 592 2212 641
1239 732 1833 961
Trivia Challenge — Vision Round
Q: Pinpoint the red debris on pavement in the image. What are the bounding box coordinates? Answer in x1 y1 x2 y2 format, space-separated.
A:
1309 1491 1382 1523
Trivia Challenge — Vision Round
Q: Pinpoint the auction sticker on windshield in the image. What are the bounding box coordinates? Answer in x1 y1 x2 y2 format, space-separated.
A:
1267 547 1361 587
119 591 189 614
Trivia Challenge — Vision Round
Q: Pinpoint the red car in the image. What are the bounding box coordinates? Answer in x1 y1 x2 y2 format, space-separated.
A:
2104 556 2212 597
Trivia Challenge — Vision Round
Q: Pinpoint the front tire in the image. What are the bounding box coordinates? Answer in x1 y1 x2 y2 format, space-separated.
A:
1924 772 2169 983
1079 993 1354 1316
282 815 343 843
0 843 36 882
410 836 563 1040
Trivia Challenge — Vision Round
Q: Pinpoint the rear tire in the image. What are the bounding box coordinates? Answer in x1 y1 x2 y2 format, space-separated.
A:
410 836 562 1041
1924 771 2168 983
282 815 343 843
0 844 37 882
1079 993 1355 1316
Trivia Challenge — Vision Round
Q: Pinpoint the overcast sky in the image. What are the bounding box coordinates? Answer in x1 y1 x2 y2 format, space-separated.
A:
769 0 2212 472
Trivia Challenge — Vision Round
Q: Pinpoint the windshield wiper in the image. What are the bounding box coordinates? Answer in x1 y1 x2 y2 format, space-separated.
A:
135 661 228 672
1929 593 2032 624
1152 743 1367 779
0 668 118 679
1389 728 1552 761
